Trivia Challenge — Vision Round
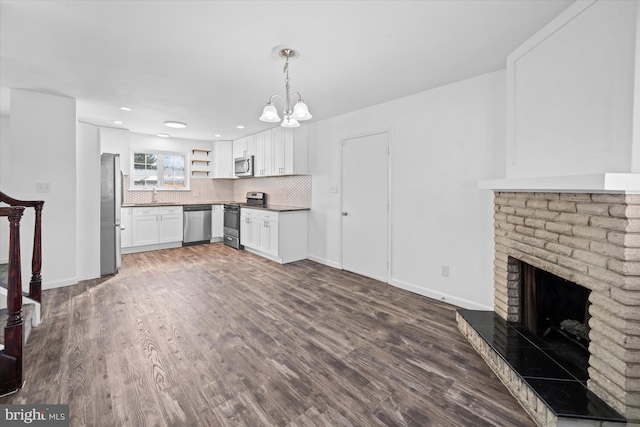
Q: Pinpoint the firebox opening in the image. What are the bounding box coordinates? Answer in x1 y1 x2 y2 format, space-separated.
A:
519 260 591 379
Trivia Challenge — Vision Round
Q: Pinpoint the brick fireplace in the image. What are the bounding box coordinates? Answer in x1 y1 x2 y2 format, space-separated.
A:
459 191 640 426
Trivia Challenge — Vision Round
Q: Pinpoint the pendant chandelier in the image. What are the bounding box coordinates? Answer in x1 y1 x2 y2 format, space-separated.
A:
259 47 312 128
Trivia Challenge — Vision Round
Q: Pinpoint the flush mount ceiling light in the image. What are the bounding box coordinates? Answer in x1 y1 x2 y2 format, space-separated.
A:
113 120 123 125
156 133 171 138
164 121 187 129
259 46 312 128
120 106 132 111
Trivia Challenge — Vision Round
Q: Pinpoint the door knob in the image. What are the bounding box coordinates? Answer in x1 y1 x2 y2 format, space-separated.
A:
342 212 348 216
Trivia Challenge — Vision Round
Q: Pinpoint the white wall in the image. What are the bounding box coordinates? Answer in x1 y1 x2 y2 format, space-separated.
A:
99 126 130 173
506 0 639 178
308 70 506 310
0 115 10 263
77 122 101 281
10 89 77 289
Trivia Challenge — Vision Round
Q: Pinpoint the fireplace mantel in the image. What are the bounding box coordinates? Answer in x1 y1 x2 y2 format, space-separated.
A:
479 173 640 194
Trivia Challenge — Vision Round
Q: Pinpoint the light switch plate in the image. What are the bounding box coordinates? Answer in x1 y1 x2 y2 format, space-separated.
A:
441 265 449 277
36 182 51 193
329 185 338 193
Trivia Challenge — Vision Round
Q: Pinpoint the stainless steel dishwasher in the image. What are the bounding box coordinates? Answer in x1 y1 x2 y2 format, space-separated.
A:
183 205 212 246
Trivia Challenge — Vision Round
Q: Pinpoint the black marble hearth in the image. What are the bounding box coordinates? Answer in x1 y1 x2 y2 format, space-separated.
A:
458 309 626 424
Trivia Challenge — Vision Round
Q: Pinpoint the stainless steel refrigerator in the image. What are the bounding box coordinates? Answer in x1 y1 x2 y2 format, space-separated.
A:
100 153 122 275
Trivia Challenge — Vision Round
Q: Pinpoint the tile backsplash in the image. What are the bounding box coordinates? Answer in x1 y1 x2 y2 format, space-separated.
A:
123 175 311 207
234 175 311 207
123 177 234 205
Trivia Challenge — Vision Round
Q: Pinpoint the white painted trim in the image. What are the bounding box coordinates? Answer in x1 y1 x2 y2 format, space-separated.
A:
390 279 494 311
42 277 79 290
633 2 640 173
507 0 597 61
243 246 283 264
306 254 340 269
0 257 7 264
506 0 598 172
122 241 182 254
479 173 640 194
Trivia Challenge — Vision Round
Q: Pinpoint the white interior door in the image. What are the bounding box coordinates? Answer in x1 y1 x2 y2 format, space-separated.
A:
342 132 389 282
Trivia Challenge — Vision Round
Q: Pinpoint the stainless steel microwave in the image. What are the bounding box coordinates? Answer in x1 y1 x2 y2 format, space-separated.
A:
234 155 254 177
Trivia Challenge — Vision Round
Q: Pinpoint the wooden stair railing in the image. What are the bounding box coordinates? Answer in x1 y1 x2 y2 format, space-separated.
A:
0 205 25 395
0 192 44 303
0 192 44 395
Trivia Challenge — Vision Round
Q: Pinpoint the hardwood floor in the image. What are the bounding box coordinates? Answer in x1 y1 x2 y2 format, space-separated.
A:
0 243 534 426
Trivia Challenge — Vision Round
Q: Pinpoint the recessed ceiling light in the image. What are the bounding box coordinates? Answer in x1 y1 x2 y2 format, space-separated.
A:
113 120 123 125
214 134 222 137
156 133 171 138
164 121 187 129
236 125 245 129
120 107 132 111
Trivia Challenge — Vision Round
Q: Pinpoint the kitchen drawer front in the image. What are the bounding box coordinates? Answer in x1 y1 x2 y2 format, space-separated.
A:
132 207 160 216
160 206 183 215
257 211 278 222
241 208 259 218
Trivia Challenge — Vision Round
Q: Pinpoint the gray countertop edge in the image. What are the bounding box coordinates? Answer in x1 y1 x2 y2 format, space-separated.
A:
123 202 310 212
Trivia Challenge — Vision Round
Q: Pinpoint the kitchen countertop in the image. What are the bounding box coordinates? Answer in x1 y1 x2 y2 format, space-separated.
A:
238 204 310 212
122 202 310 212
122 201 236 208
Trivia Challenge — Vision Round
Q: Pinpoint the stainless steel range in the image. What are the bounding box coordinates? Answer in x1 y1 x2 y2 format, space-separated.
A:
223 192 266 249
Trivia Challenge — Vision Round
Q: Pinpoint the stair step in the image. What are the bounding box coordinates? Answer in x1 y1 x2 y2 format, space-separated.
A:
0 304 35 345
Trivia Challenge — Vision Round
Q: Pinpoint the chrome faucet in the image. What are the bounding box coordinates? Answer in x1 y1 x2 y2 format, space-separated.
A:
152 186 158 204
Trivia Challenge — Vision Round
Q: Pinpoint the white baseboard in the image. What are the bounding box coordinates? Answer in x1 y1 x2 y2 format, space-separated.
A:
306 254 340 269
43 277 79 290
390 279 493 311
0 257 7 264
122 241 182 254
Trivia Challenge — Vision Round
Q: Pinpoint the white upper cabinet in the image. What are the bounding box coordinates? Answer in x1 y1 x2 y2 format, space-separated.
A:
232 125 308 178
254 130 274 177
272 126 308 175
212 140 233 178
233 135 256 159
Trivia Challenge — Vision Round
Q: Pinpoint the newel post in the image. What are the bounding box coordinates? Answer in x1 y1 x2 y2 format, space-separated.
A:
29 202 43 302
2 206 25 392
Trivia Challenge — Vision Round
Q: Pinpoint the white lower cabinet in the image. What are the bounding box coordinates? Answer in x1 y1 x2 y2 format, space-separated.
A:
121 208 132 248
126 206 184 253
240 208 307 264
158 210 183 243
211 205 224 241
258 218 278 257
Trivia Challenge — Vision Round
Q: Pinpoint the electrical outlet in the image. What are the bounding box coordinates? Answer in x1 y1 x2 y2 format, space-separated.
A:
329 185 338 193
36 182 50 193
441 265 449 277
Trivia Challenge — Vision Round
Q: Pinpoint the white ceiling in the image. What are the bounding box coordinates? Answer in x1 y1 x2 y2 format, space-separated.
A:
0 0 573 141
